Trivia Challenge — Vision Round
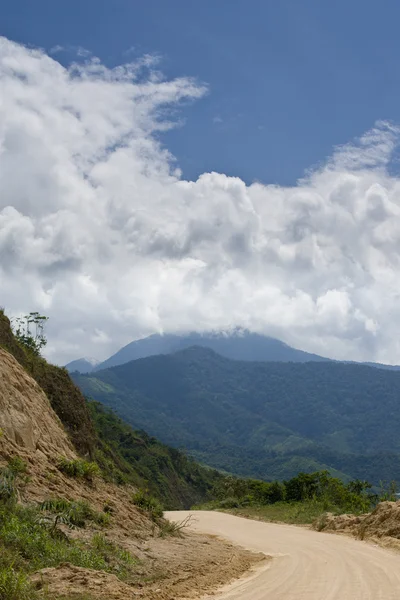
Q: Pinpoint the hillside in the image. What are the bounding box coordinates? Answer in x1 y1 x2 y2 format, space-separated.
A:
0 311 220 509
66 329 330 373
88 400 221 509
74 346 400 483
0 312 260 599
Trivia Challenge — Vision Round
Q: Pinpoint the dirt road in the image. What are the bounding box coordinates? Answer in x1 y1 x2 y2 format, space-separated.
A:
165 510 400 599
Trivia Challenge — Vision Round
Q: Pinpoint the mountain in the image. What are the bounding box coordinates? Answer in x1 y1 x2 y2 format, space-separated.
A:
93 330 331 371
74 346 400 484
65 357 101 373
68 329 400 374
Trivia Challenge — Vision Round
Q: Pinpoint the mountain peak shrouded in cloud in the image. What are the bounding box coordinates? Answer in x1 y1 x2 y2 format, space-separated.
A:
2 36 400 365
65 329 400 373
65 329 330 372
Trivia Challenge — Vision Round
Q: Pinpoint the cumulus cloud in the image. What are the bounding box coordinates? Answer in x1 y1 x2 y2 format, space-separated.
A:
1 37 400 365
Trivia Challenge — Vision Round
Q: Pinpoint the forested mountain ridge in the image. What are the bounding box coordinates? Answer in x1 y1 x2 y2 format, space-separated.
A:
73 346 400 483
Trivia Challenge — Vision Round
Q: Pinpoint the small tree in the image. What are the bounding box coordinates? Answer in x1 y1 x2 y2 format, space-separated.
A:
12 312 49 355
379 480 398 502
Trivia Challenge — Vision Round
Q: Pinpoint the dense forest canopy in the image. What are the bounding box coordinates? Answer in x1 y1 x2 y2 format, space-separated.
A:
74 346 400 483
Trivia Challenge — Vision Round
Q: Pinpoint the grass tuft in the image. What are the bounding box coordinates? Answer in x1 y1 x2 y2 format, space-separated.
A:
0 568 35 600
40 498 111 530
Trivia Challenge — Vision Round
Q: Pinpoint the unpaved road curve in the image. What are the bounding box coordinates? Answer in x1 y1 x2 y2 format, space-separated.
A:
166 510 400 599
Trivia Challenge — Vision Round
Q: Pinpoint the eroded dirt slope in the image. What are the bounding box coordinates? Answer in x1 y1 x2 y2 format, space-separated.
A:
315 500 400 551
0 348 75 462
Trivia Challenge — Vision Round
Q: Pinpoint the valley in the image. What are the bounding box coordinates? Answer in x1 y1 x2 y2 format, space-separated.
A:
74 345 400 484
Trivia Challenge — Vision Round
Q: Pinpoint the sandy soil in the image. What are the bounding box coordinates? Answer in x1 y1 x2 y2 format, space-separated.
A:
167 510 400 599
314 501 400 552
32 530 264 600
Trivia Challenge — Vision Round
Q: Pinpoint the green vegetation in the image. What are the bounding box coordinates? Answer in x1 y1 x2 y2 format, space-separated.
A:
130 490 192 537
132 490 164 520
57 457 101 482
74 346 400 484
196 470 377 524
0 459 136 600
40 498 110 529
219 501 350 525
7 456 28 475
11 312 49 356
88 400 222 509
0 458 29 504
0 568 33 600
0 504 126 573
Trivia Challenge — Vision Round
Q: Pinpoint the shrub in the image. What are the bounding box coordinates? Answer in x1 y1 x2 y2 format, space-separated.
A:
57 458 101 482
7 457 28 476
132 490 163 520
81 462 101 481
95 512 111 527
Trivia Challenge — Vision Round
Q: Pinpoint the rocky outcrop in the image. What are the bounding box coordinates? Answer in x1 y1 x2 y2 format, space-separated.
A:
0 347 75 462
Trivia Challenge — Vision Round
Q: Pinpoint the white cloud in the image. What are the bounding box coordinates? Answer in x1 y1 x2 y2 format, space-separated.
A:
1 37 400 365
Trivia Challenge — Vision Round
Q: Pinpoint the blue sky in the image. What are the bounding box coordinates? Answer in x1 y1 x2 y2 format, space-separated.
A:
3 0 400 186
